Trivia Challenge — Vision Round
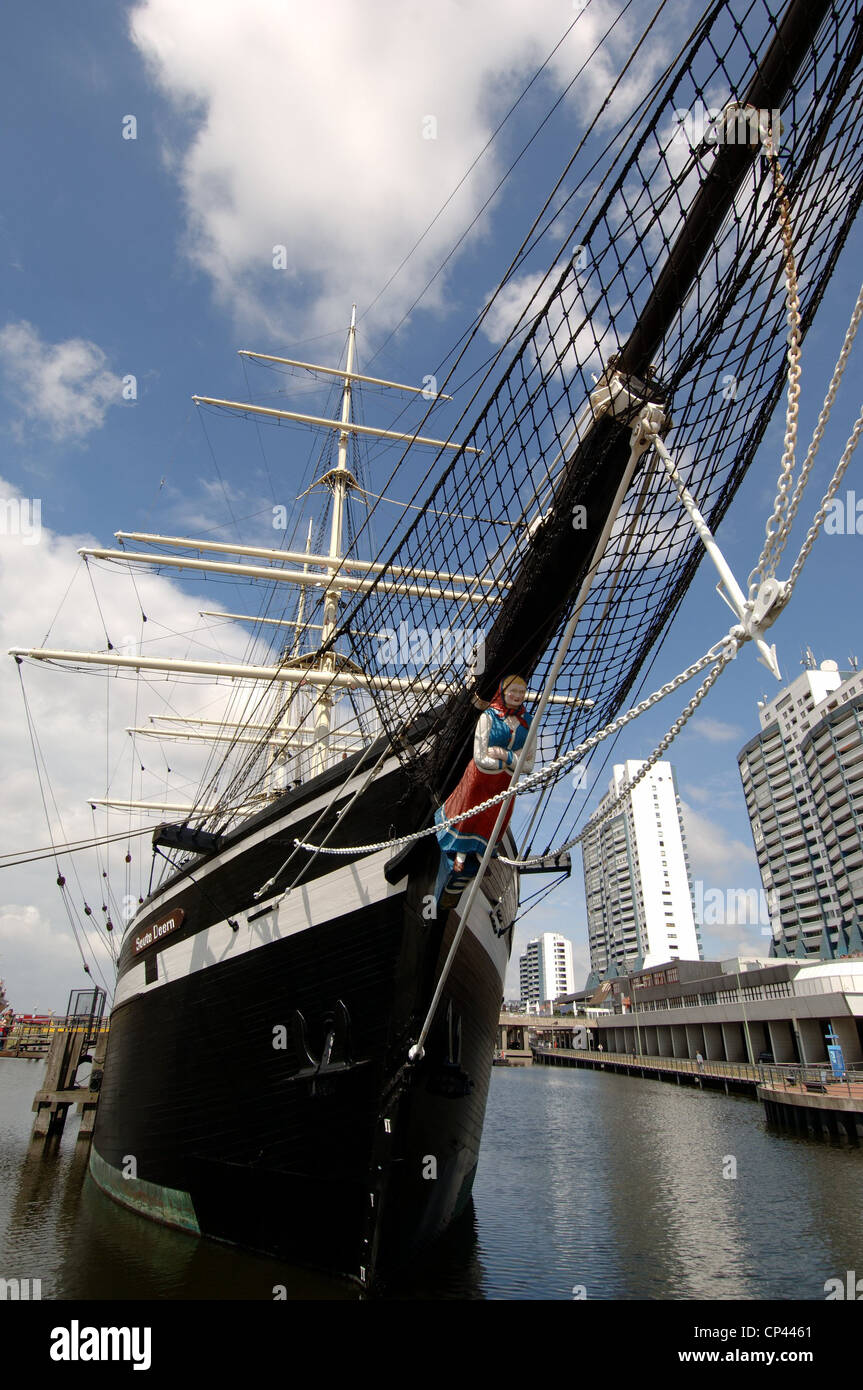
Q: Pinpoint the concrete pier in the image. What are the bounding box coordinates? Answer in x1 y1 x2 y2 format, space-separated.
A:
496 1012 536 1065
758 1077 863 1140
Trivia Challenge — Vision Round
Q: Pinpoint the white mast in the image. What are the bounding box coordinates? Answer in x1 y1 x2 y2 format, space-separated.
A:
77 547 499 606
313 305 357 770
9 310 538 821
117 534 500 589
271 518 313 789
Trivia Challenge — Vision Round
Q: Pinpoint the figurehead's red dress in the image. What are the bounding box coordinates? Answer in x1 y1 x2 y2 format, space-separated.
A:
435 684 534 861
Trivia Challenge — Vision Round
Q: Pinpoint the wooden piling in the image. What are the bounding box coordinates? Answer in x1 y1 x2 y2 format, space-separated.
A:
29 1029 107 1148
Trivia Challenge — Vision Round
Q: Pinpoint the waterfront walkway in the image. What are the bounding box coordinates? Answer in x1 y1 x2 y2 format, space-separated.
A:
532 1043 766 1092
532 1043 863 1095
532 1044 863 1138
758 1077 863 1140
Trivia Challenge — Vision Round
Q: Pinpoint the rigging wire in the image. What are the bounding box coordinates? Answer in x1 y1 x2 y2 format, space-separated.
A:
14 664 114 991
362 0 646 365
320 0 697 647
1 22 856 1066
240 354 279 504
360 0 606 335
197 409 245 539
84 560 114 650
156 5 708 822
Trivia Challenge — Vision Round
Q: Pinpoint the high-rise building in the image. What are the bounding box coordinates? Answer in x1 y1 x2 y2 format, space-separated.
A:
519 933 575 1006
738 656 863 958
582 759 701 978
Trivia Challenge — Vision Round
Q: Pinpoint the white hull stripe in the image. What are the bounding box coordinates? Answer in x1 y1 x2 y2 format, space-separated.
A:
113 848 509 1011
124 754 403 934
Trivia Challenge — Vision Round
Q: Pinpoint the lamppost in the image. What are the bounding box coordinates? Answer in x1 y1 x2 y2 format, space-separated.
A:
736 961 755 1065
630 967 643 1056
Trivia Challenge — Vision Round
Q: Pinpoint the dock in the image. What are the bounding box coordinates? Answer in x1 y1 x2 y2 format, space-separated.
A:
531 1043 863 1139
758 1076 863 1141
532 1042 763 1093
30 1029 107 1146
24 987 108 1148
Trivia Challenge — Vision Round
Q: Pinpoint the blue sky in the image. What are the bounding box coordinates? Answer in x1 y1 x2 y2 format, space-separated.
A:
0 0 861 1008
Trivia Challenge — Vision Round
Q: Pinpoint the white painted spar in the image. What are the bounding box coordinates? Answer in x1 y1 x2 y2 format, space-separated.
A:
112 847 510 1009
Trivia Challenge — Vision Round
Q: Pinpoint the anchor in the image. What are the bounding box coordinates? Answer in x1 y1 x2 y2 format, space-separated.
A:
425 1000 473 1099
288 999 369 1095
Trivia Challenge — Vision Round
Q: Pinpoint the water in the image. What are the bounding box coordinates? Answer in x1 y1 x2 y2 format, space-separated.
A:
1 1058 860 1301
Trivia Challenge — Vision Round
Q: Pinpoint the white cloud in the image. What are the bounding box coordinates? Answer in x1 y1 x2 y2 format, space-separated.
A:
685 715 743 744
0 321 124 442
0 475 274 1011
481 272 549 349
683 772 746 814
680 799 755 879
480 263 618 383
0 905 83 1012
699 916 771 963
128 0 654 336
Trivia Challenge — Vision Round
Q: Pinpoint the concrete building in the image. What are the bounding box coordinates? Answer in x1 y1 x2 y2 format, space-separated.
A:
738 656 863 958
558 956 863 1066
519 933 575 1007
581 759 702 978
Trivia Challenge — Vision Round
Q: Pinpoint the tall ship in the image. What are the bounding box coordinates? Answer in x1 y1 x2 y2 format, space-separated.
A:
8 0 863 1287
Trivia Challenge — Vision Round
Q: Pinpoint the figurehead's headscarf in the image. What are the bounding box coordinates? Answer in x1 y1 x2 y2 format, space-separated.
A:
489 674 529 727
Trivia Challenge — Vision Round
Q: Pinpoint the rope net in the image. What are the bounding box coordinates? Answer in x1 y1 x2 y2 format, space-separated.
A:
310 0 863 838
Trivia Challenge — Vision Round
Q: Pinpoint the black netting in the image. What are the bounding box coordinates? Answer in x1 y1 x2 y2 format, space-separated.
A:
311 0 863 821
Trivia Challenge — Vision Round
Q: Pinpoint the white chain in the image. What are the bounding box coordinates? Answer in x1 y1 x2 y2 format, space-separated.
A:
294 141 862 872
771 282 863 572
787 403 863 592
292 636 729 858
747 136 801 602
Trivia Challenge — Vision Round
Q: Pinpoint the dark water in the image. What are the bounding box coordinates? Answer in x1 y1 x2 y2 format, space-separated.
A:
1 1058 860 1301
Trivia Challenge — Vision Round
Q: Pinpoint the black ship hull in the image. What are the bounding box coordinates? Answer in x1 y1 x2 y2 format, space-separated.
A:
89 752 515 1287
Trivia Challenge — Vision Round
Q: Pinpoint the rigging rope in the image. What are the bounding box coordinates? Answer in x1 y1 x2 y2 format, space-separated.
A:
15 665 114 990
293 261 863 868
292 635 728 858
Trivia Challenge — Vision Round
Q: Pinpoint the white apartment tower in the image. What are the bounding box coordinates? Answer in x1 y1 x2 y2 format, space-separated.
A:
582 759 702 978
738 656 863 958
519 933 575 1006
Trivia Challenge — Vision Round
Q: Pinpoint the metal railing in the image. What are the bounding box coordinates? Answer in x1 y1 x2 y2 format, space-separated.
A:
757 1060 863 1100
1 1019 110 1056
531 1044 863 1097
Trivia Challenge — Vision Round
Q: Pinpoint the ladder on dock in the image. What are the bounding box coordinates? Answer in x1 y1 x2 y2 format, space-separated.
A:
30 987 107 1146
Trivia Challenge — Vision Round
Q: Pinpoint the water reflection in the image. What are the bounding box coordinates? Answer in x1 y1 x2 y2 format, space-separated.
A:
1 1059 860 1300
473 1066 863 1301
